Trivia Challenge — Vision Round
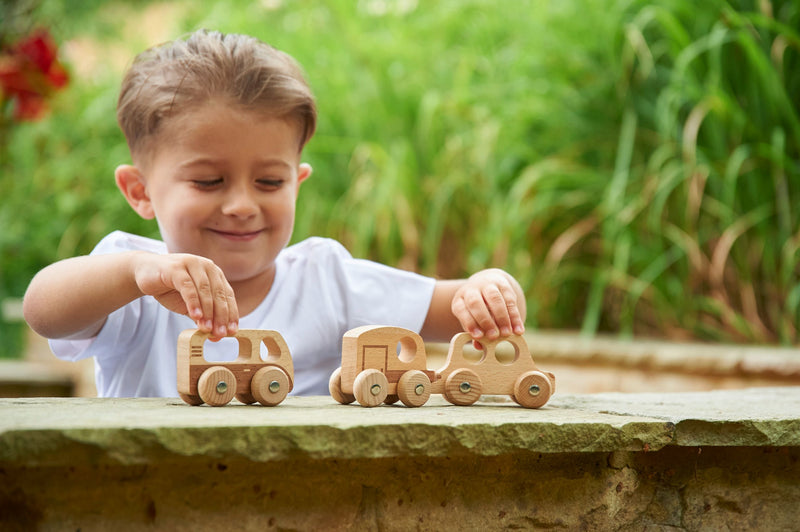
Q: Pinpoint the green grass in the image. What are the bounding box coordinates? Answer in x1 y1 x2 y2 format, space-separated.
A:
1 0 798 358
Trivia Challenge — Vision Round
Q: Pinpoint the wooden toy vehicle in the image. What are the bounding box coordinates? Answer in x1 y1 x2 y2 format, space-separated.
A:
329 325 555 408
177 329 293 407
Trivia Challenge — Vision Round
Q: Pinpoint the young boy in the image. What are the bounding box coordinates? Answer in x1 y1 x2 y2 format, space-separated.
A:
23 30 526 397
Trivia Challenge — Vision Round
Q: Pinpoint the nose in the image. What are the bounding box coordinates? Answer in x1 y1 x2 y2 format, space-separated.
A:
221 183 258 218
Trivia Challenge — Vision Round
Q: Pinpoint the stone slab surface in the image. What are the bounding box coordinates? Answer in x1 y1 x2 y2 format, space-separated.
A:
2 388 800 531
1 387 799 466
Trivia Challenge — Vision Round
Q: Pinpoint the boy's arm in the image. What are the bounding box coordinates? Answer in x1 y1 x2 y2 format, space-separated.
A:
23 251 238 340
420 268 526 343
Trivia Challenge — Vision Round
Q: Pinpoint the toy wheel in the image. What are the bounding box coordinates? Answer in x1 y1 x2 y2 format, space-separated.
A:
236 391 257 405
198 366 237 406
397 370 431 407
329 367 355 404
384 395 400 405
252 367 290 406
443 368 482 406
178 392 203 406
353 369 388 407
513 371 552 408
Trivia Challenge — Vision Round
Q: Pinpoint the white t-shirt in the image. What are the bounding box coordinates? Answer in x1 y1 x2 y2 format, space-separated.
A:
50 231 436 397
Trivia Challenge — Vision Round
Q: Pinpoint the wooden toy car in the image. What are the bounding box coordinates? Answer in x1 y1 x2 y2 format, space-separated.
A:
329 325 555 408
177 328 293 407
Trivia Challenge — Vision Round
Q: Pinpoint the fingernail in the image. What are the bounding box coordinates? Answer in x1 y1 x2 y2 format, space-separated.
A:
500 327 512 336
471 328 484 338
514 325 525 335
228 322 238 333
203 320 213 330
487 328 499 339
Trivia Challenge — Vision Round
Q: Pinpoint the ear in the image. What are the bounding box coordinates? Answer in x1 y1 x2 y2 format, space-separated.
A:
115 165 155 219
297 163 312 188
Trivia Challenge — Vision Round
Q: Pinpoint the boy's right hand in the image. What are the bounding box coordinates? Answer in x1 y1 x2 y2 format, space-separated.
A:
132 252 239 340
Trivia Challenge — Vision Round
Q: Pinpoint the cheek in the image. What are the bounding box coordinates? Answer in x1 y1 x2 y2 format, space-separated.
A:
270 192 298 219
159 193 208 220
153 199 208 237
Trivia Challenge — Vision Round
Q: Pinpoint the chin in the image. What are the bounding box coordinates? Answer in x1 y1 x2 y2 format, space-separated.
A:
223 264 274 284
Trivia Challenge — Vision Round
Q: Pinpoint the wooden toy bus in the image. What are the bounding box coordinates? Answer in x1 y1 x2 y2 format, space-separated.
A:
177 329 293 407
329 325 555 408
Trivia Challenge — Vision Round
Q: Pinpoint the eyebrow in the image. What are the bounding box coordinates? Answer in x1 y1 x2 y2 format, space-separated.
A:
178 157 294 171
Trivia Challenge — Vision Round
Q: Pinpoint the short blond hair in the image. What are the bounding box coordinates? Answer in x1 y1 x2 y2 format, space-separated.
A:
117 29 316 159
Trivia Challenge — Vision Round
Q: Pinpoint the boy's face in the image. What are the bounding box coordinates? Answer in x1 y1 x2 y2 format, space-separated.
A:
129 99 311 288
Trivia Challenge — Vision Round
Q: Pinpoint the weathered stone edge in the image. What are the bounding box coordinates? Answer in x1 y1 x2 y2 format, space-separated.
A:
672 419 800 447
3 389 800 466
0 417 740 467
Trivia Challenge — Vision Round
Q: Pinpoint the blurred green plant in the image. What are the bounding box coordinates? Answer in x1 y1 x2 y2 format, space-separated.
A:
599 0 800 342
1 0 798 360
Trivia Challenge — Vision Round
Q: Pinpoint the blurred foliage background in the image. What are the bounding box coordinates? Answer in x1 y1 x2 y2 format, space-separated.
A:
1 0 798 358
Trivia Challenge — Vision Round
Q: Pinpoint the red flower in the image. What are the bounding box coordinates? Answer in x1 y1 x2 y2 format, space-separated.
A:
0 29 69 121
15 30 69 89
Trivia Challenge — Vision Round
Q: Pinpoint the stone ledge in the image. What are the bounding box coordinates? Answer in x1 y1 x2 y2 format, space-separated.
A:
2 389 800 531
1 387 798 467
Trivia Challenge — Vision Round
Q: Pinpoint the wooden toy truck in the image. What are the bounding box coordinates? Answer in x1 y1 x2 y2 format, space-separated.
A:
329 325 555 408
177 329 293 407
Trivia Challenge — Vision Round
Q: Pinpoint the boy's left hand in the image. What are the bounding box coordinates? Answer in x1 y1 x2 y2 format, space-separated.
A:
450 268 525 342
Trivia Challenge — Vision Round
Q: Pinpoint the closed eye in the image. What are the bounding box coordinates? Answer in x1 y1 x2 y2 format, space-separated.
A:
257 178 284 189
192 178 224 189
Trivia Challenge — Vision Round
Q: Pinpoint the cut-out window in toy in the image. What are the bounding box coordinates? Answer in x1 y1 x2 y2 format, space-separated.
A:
202 337 239 362
460 342 484 364
395 337 417 363
495 340 519 366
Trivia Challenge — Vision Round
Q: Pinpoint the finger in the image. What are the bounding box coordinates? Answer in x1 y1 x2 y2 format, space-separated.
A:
505 296 525 335
481 283 513 336
226 287 239 335
494 280 524 335
162 266 205 328
486 279 526 335
183 260 216 331
208 267 236 337
462 288 501 339
451 296 483 339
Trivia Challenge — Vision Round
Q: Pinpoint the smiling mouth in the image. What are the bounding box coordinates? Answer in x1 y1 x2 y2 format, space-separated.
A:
210 229 264 241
